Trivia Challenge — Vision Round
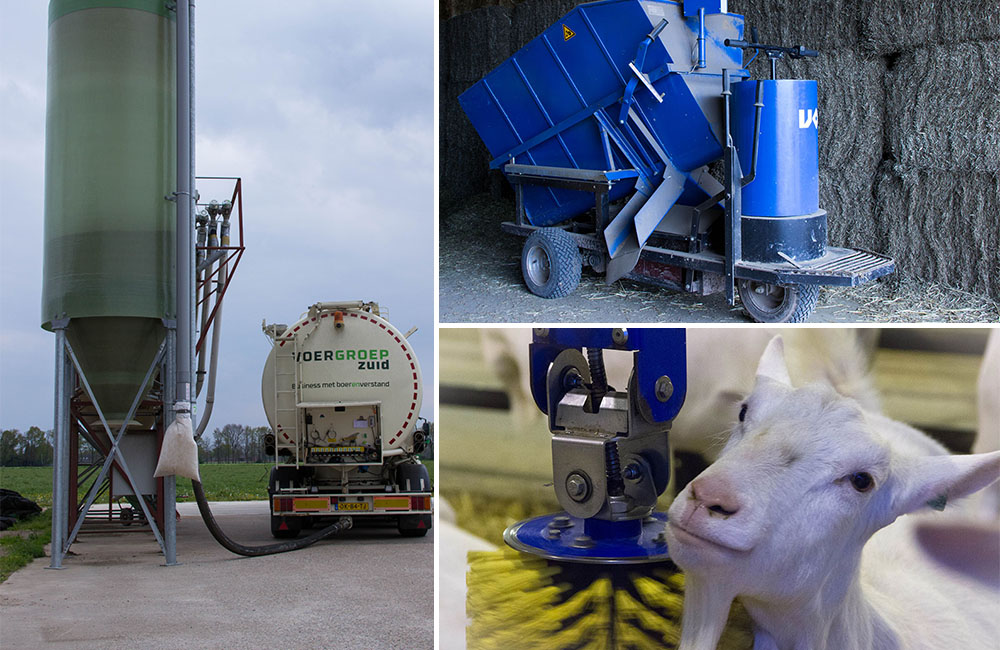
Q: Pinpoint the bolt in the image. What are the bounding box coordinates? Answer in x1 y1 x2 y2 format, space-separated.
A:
655 375 674 402
623 463 641 481
571 534 595 549
654 530 667 545
565 472 589 501
534 328 549 338
563 368 583 391
551 515 573 529
546 527 563 540
612 328 628 345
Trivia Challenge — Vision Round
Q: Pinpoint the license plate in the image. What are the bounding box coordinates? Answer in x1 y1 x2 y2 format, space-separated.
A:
336 502 369 511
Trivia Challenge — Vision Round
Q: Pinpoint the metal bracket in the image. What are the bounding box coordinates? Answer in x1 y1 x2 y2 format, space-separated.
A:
60 338 169 556
532 330 683 523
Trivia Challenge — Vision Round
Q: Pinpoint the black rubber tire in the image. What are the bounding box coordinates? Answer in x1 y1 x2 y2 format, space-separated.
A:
521 228 581 299
737 280 819 323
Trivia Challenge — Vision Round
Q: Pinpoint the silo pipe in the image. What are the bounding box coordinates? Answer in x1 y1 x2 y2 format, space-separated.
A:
195 268 211 396
175 0 193 411
194 261 225 440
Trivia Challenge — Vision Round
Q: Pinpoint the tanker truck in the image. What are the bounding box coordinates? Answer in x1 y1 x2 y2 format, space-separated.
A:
261 301 432 538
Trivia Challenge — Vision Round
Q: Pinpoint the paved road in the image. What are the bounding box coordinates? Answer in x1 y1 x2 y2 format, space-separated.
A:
0 501 432 649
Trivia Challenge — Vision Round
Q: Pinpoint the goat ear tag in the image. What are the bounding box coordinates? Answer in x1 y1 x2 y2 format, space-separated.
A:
926 494 947 511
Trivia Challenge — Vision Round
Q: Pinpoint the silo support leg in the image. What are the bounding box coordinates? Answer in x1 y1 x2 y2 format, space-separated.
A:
61 340 168 556
47 324 71 569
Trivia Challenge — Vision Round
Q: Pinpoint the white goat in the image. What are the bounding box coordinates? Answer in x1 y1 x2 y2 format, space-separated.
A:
666 337 1000 650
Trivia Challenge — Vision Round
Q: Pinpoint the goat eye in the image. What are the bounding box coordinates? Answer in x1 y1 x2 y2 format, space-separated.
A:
738 404 748 422
849 472 874 492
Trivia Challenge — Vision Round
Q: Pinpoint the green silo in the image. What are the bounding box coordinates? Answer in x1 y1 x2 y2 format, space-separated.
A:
42 0 176 427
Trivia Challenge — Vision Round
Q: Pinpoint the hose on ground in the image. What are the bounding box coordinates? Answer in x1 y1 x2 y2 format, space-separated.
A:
192 480 352 557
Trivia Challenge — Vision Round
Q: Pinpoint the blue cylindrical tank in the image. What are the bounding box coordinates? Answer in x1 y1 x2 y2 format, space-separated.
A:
732 80 819 217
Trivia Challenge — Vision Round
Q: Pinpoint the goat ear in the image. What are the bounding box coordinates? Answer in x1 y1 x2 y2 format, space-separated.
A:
755 336 792 386
890 451 1000 518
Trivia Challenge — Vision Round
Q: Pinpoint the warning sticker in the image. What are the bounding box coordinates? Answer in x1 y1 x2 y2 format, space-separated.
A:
562 24 576 41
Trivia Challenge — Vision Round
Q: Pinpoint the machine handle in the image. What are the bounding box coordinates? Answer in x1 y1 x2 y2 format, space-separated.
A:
724 38 819 59
647 18 668 41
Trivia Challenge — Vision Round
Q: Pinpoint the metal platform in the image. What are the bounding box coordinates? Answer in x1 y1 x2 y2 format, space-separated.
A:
736 247 896 286
501 220 895 288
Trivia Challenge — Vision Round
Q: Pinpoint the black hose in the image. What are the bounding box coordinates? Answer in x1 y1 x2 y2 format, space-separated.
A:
192 480 352 557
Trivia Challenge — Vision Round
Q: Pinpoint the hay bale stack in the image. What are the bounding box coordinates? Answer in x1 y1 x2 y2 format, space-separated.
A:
777 49 885 174
937 2 1000 45
440 7 513 85
440 0 517 21
819 169 880 252
886 41 1000 173
729 0 861 51
511 0 592 51
861 0 1000 55
875 164 1000 298
440 83 494 213
440 6 513 211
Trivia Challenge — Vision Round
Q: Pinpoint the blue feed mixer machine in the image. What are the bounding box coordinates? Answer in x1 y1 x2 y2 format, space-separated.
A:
457 0 895 323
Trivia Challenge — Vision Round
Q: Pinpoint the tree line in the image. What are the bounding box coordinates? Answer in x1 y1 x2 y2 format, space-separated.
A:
0 425 273 467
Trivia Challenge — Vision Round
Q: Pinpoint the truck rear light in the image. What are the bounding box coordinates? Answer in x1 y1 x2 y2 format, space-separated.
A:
274 497 293 513
410 496 431 510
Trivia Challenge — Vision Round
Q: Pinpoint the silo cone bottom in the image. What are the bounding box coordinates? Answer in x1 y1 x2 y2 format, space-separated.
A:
65 317 164 445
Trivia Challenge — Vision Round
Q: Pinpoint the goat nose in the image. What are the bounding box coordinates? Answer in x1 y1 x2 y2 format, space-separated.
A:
690 476 741 517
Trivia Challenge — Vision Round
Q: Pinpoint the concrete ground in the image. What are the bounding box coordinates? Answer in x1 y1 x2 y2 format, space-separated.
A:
0 501 432 649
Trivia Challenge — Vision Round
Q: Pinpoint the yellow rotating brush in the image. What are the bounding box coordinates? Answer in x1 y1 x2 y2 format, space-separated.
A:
467 549 690 649
459 495 753 650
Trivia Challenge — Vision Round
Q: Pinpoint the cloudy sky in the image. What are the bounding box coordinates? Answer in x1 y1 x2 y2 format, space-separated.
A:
0 1 435 433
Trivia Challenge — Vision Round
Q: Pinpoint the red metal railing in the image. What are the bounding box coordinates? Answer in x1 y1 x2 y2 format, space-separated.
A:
194 176 246 354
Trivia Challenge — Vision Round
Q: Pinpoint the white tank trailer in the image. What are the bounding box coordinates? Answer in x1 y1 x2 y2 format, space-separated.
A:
261 301 432 538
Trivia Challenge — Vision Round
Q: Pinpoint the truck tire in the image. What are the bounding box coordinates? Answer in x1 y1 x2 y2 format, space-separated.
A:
396 462 432 538
521 228 581 299
737 280 818 323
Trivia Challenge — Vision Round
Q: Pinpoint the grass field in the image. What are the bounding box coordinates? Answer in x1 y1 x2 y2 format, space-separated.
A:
0 514 51 583
1 460 435 507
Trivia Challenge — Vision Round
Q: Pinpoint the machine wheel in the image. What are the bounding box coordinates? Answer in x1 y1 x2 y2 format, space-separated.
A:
738 280 819 323
521 228 581 299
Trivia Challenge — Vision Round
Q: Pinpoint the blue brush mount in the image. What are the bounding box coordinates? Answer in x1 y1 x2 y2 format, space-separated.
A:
505 327 686 564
